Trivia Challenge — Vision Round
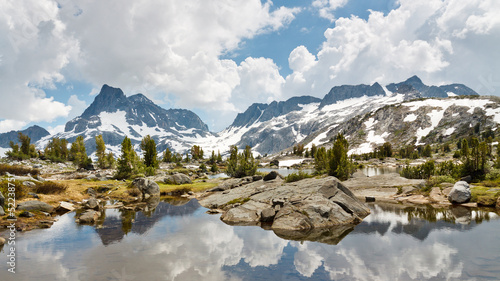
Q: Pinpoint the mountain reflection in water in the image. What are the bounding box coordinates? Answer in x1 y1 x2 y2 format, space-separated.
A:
1 200 499 281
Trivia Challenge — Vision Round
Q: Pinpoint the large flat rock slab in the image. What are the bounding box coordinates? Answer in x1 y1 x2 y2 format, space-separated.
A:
343 173 425 189
199 176 370 233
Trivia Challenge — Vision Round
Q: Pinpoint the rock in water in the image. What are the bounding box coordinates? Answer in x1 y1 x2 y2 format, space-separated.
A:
448 181 471 204
78 210 101 224
56 202 75 214
17 200 54 213
201 176 370 232
84 198 100 210
132 178 160 197
260 208 276 222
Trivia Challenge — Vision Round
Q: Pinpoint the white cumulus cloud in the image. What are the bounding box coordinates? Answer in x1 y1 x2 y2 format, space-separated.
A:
283 0 500 99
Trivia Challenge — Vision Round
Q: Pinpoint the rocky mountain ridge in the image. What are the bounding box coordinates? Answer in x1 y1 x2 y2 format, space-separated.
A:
0 125 50 148
39 84 211 156
0 75 484 157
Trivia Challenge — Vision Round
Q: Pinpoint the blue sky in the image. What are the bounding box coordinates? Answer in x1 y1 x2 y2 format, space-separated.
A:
1 0 499 133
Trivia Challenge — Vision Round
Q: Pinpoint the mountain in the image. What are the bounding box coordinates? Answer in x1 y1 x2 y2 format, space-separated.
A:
40 84 211 155
0 125 50 148
319 82 385 108
315 96 500 154
220 75 481 155
26 75 485 158
386 75 478 98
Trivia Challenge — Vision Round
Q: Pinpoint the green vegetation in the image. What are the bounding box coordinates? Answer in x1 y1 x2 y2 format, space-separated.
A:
470 185 500 205
226 145 258 178
190 145 204 160
292 144 305 156
400 160 435 179
7 133 37 160
314 133 353 180
157 180 218 194
69 136 92 169
115 136 140 179
44 137 69 162
226 197 251 205
284 171 313 183
140 135 158 176
0 179 28 200
95 135 115 169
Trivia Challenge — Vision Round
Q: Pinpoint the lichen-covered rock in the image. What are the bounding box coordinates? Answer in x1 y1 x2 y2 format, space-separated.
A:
132 178 160 196
164 173 192 185
448 181 471 204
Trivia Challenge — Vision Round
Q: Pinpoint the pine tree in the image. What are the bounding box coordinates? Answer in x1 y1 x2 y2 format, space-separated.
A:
311 144 317 158
329 132 352 180
140 135 158 168
314 147 328 173
217 150 222 163
163 148 172 163
95 135 107 168
116 136 137 179
70 136 91 169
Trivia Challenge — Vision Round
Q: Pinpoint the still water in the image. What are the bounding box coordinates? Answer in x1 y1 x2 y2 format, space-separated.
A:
1 199 499 281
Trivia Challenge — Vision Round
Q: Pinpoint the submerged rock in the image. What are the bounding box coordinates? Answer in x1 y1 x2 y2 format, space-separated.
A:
448 181 471 204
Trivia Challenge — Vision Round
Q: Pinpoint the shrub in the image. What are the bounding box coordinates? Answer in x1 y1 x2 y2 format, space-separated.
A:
0 179 28 200
144 166 156 177
485 169 500 181
33 181 68 194
284 171 313 183
400 160 435 179
0 164 40 176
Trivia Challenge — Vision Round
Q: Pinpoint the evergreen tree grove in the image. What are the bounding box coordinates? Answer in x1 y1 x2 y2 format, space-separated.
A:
226 145 258 178
313 133 354 180
44 137 69 162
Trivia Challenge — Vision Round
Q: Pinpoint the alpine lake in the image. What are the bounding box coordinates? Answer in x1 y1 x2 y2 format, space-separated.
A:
1 194 500 280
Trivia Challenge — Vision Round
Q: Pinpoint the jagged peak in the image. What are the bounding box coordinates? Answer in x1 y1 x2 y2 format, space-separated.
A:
128 93 155 105
404 75 423 85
